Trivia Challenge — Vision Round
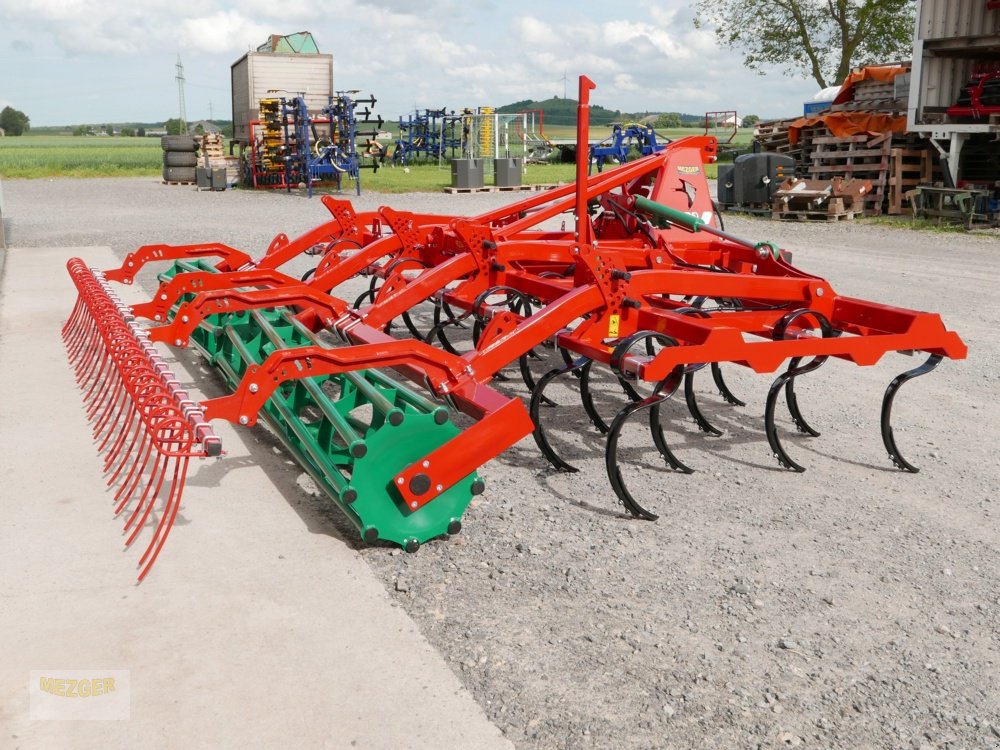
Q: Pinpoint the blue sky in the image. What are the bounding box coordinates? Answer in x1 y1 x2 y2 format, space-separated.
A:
0 0 820 126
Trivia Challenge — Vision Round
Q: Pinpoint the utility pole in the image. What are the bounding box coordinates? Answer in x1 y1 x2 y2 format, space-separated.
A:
175 54 188 135
208 100 214 121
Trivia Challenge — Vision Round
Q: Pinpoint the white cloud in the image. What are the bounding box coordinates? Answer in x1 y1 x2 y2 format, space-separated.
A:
2 0 819 125
181 11 272 54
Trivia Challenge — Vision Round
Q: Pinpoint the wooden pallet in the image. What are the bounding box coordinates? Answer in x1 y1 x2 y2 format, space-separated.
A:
773 209 859 222
831 80 906 113
809 134 892 216
888 148 934 215
772 193 862 222
200 134 226 160
162 180 195 186
754 118 799 156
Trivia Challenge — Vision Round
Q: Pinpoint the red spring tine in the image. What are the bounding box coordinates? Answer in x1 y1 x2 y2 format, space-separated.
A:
122 448 168 540
64 260 223 580
72 320 104 386
123 409 190 550
122 402 179 536
62 296 86 342
136 417 194 580
67 309 100 371
137 454 189 582
81 336 120 410
95 369 135 450
110 383 164 495
62 302 89 358
102 375 157 471
86 362 121 431
97 357 152 442
105 394 142 479
114 430 155 513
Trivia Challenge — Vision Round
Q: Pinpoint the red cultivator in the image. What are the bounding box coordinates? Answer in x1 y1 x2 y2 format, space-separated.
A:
63 77 966 578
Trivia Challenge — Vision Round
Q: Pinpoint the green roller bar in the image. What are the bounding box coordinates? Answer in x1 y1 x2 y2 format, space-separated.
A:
155 262 480 551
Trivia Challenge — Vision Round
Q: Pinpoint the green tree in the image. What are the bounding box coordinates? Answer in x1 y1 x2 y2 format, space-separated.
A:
120 127 135 137
137 127 146 137
742 114 760 127
105 124 114 136
654 112 683 129
164 118 185 135
0 105 30 136
72 125 89 136
694 0 916 89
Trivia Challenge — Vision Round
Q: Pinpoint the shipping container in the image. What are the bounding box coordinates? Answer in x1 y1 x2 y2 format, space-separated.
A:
231 52 334 145
907 0 1000 182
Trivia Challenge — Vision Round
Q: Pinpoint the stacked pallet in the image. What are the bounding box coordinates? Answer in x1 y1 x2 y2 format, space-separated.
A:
754 118 799 160
199 134 240 185
756 72 936 216
888 147 934 215
809 134 892 215
200 133 225 160
830 74 908 113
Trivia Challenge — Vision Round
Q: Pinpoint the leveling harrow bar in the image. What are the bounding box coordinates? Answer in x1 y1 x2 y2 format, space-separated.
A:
64 77 966 578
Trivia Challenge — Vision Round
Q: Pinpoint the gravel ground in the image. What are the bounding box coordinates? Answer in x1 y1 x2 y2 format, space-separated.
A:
4 177 999 749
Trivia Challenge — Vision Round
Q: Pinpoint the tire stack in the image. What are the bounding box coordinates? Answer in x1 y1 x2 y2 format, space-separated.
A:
161 135 199 183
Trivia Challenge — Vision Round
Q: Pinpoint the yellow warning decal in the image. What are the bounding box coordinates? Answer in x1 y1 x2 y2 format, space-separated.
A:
608 314 620 337
677 165 700 175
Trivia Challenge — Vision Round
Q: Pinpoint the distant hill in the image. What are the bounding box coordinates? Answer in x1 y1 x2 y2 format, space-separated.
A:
496 98 621 126
496 98 707 127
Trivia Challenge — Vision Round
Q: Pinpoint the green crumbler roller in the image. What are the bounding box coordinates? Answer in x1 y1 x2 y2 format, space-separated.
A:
159 260 481 551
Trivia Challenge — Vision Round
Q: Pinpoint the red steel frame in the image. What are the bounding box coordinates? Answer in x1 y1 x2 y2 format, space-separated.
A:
66 75 967 569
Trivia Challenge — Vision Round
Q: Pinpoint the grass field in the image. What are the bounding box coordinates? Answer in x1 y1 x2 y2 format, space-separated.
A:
0 129 736 186
0 136 162 178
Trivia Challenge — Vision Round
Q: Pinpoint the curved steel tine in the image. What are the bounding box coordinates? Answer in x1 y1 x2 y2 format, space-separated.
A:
401 309 425 340
352 287 377 310
674 306 743 426
683 363 723 436
783 357 821 436
439 298 467 329
519 353 555 406
712 362 746 406
425 305 472 355
529 356 591 472
580 360 643 435
649 372 694 473
559 344 579 373
498 294 553 403
764 356 828 472
605 369 684 520
580 360 610 434
881 353 943 473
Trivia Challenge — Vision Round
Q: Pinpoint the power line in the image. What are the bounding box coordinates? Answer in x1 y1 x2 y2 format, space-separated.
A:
175 54 187 134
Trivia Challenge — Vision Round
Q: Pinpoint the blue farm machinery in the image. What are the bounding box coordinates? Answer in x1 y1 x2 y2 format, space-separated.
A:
589 123 668 172
246 91 385 195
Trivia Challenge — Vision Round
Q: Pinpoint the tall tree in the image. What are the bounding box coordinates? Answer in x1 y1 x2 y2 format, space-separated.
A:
694 0 916 89
0 106 30 136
